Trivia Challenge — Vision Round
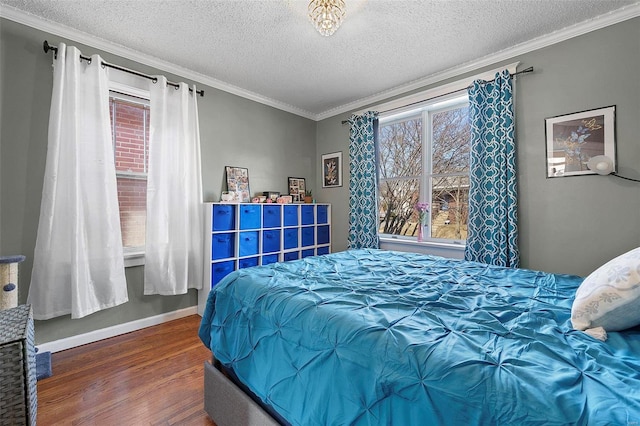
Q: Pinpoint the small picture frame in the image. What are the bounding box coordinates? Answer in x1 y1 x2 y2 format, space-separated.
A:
322 151 342 188
288 177 306 203
545 106 616 178
263 191 280 202
225 166 250 202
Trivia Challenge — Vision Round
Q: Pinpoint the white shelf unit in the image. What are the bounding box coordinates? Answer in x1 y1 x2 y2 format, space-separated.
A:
198 202 331 314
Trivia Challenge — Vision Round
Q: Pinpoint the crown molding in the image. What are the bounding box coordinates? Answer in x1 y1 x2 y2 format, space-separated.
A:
2 2 638 122
0 4 318 120
315 2 640 121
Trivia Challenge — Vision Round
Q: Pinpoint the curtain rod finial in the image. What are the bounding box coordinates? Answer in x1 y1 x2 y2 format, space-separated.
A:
43 40 58 59
43 40 56 54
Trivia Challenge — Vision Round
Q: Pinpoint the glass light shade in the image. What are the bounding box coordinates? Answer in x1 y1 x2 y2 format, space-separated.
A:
587 155 614 175
308 0 346 36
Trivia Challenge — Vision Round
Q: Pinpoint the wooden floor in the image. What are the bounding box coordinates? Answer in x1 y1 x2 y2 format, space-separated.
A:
37 314 216 426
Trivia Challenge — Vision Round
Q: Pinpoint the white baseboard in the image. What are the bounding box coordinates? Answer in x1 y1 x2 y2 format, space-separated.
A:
37 305 198 353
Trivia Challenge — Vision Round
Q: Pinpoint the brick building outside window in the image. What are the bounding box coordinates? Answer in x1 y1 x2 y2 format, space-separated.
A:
109 95 150 250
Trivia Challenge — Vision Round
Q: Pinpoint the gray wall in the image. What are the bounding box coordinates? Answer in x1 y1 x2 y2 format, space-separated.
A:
2 16 638 346
0 18 316 344
316 17 640 277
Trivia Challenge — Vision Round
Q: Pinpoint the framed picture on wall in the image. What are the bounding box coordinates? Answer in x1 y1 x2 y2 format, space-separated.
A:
288 177 306 202
545 106 616 178
225 166 251 202
322 151 342 188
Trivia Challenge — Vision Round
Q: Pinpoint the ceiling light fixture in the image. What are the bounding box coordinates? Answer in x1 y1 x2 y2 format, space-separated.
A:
308 0 346 37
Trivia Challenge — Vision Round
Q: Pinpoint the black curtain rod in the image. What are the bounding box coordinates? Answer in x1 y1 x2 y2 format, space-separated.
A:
43 40 204 97
341 67 534 124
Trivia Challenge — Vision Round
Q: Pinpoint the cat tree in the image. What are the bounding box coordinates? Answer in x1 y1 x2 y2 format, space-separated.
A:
0 255 26 310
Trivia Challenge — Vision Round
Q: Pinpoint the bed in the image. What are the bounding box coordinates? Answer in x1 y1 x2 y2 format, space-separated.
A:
198 249 640 425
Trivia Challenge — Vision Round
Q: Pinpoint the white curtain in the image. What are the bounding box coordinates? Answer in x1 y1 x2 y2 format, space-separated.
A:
144 76 203 295
28 43 128 320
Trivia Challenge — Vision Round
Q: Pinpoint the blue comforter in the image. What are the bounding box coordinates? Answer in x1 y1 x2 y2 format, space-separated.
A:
199 249 640 425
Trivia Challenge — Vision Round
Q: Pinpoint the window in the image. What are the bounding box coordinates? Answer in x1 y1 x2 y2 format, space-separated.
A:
378 95 470 243
109 93 150 252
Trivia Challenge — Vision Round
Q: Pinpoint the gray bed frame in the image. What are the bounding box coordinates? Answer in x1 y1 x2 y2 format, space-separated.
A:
204 359 281 426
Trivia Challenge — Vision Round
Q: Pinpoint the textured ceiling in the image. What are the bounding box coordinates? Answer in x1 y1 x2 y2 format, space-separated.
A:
1 0 639 119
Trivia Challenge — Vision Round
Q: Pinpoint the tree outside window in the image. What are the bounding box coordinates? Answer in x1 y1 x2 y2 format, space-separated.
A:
378 97 470 242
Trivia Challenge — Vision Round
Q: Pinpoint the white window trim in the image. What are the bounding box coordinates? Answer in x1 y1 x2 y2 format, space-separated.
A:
123 248 145 267
109 78 150 101
380 236 465 260
378 97 470 246
109 75 151 268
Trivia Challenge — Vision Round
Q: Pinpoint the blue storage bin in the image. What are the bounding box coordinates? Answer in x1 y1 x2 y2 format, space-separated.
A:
239 231 259 257
284 251 299 262
284 205 299 226
301 226 315 247
263 205 282 228
262 254 279 265
212 204 235 231
317 246 330 255
302 249 315 258
317 205 328 224
239 257 259 269
262 229 281 253
211 260 235 286
301 205 315 225
212 233 235 259
317 225 330 245
283 228 299 250
239 205 261 229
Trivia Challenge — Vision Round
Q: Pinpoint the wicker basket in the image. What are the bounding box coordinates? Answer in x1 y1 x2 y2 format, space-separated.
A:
0 304 37 425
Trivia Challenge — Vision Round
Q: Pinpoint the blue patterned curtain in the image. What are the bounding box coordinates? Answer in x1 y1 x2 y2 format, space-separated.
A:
348 111 379 249
464 70 519 267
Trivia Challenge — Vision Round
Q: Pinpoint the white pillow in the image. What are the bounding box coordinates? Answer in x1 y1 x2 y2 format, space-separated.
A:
571 247 640 332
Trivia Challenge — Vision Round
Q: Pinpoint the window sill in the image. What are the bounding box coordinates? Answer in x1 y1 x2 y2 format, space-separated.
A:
124 249 145 267
379 236 465 259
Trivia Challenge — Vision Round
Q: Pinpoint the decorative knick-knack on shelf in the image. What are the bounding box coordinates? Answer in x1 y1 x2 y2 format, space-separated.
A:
415 202 429 243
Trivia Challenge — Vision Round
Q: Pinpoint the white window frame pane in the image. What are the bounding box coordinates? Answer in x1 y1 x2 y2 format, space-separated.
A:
378 115 422 181
109 86 150 265
378 94 470 244
427 101 470 244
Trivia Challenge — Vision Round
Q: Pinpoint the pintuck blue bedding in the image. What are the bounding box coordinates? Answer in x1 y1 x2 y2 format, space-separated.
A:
198 249 640 425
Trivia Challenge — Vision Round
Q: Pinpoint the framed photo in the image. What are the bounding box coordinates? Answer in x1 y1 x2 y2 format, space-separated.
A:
263 191 280 202
225 166 250 202
322 151 343 188
288 177 306 203
545 106 616 178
